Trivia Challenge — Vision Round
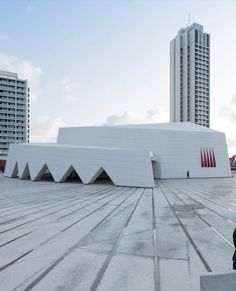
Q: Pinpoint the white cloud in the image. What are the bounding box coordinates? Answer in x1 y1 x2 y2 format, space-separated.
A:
0 51 43 102
104 107 168 125
216 94 236 156
62 78 80 101
30 116 67 143
27 3 32 14
0 35 12 41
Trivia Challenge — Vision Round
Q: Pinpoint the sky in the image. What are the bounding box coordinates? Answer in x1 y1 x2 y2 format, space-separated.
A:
1 0 236 155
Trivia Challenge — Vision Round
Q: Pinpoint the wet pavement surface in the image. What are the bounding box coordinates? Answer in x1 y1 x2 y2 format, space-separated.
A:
0 174 236 291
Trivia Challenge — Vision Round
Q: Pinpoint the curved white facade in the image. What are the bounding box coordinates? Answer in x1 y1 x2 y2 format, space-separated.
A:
4 122 231 188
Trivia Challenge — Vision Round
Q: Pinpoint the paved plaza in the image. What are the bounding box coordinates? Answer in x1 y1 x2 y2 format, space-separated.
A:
0 174 236 291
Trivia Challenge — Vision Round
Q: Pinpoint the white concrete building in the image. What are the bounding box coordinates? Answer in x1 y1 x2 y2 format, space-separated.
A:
4 122 231 188
170 23 210 127
0 70 30 158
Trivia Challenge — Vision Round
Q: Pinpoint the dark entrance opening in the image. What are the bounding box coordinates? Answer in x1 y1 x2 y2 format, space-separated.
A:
93 169 114 185
11 162 19 178
64 169 82 183
39 166 54 181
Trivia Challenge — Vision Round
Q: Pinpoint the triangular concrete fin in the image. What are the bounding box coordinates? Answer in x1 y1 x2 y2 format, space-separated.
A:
72 164 103 184
52 164 74 182
18 161 28 179
30 163 49 181
20 163 31 180
11 162 19 178
45 162 68 182
70 163 92 184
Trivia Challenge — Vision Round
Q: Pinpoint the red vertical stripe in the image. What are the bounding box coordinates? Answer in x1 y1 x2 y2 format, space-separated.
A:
200 148 204 167
205 148 209 167
200 147 216 168
209 148 213 167
211 148 215 167
208 148 212 167
202 148 205 167
203 148 207 167
212 148 216 167
206 148 211 167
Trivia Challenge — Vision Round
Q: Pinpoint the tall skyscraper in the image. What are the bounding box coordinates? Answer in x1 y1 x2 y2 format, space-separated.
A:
170 23 210 127
0 70 30 159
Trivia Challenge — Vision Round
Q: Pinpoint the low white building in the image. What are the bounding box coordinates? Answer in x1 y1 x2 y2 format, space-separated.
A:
4 122 231 188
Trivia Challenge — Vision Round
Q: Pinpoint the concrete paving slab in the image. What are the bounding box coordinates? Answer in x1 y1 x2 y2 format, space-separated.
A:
200 271 236 291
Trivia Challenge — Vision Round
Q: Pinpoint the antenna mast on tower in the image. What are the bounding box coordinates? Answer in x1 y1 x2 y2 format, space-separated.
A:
188 13 191 26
